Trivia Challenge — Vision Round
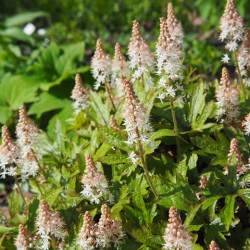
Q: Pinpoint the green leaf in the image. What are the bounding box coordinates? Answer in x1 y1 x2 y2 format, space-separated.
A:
238 189 250 208
176 154 188 178
0 226 17 234
0 106 12 124
98 127 130 151
100 154 129 165
150 129 176 140
89 92 109 126
188 153 198 170
4 11 48 27
219 195 235 231
184 203 202 227
29 92 71 118
188 81 205 127
43 187 63 207
0 27 34 44
0 74 40 110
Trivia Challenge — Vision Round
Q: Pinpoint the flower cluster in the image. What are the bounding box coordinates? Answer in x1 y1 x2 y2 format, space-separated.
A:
71 74 89 114
128 20 154 86
96 204 125 248
15 224 31 250
163 206 192 250
215 67 239 123
16 106 41 181
80 154 112 204
36 200 66 250
77 211 96 250
77 204 125 249
237 30 250 86
219 0 244 52
109 115 121 131
196 175 208 201
0 126 19 178
112 43 129 96
228 138 249 177
91 39 112 90
156 6 183 103
122 79 152 158
167 3 184 45
242 113 250 135
209 241 220 250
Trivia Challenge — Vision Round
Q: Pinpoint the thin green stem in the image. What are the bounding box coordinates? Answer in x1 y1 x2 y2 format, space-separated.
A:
170 96 181 159
234 51 246 101
31 149 47 177
34 178 43 195
105 82 116 112
136 128 158 200
14 176 26 205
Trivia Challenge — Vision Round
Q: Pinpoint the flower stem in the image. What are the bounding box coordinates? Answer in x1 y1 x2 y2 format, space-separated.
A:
105 81 117 112
170 96 181 159
14 176 26 205
31 149 47 178
34 178 43 195
136 128 158 200
234 51 246 101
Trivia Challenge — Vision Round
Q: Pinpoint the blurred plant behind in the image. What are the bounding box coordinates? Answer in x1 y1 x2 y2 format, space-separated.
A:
1 0 250 130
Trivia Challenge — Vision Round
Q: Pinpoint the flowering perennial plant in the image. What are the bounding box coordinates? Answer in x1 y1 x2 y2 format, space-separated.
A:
215 67 239 123
163 206 192 250
96 204 125 248
0 126 19 178
128 20 154 87
15 224 30 250
219 0 244 52
111 43 129 96
77 211 96 250
209 241 220 250
1 1 250 250
16 106 42 181
121 79 152 161
36 200 66 250
237 30 250 86
80 154 112 204
91 39 112 90
71 74 89 114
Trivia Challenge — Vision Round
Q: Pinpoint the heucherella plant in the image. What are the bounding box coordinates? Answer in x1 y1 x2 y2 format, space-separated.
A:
0 125 19 178
71 74 89 114
1 1 250 250
215 67 239 123
91 39 112 90
219 0 244 53
128 20 154 88
237 30 250 86
16 106 42 181
111 43 129 97
36 200 66 250
219 0 247 99
80 153 113 204
163 207 192 250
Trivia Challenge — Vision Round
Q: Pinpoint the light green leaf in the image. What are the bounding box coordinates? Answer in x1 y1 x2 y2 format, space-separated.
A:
43 187 63 207
4 11 48 27
29 92 71 118
150 129 176 140
0 27 34 44
219 195 235 231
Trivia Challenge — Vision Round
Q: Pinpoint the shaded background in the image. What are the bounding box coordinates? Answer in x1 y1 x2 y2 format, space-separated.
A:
0 0 250 130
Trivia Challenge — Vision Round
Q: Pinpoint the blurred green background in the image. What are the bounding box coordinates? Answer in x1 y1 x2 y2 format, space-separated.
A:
0 0 250 131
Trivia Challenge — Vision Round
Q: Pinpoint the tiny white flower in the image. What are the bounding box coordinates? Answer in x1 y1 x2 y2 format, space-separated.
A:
128 151 139 165
166 86 176 98
222 53 230 64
